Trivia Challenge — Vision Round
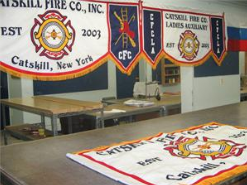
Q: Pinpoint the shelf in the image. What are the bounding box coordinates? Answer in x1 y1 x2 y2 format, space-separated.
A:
163 82 180 85
5 123 53 141
161 59 180 86
165 74 180 77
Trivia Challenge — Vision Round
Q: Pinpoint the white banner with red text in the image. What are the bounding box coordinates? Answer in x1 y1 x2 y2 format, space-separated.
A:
67 122 247 185
0 0 226 80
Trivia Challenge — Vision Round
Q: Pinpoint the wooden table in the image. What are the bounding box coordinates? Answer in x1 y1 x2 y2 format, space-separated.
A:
0 96 103 144
1 101 246 185
87 94 181 126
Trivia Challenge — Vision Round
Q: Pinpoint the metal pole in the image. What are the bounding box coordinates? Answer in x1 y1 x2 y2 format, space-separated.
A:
68 117 73 134
51 115 58 136
41 114 45 128
100 108 104 128
2 104 8 145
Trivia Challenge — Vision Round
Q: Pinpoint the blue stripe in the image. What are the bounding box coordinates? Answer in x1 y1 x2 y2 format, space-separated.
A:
227 27 240 39
240 28 247 40
228 27 247 40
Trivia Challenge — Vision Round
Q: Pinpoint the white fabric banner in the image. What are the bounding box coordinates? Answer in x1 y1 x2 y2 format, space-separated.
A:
163 11 211 65
142 7 226 67
67 122 247 185
0 1 108 80
0 1 227 80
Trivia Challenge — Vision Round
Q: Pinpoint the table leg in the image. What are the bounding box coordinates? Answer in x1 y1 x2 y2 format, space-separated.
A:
51 115 58 136
96 117 100 129
113 118 119 125
2 104 8 145
41 114 45 128
68 117 73 134
161 106 168 116
100 109 104 128
3 130 9 145
129 115 134 122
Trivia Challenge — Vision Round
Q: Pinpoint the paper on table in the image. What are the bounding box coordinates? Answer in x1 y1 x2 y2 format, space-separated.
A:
104 109 126 114
124 99 154 107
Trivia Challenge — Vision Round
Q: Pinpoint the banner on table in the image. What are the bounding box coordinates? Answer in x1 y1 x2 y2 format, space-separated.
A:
67 122 247 185
0 1 227 81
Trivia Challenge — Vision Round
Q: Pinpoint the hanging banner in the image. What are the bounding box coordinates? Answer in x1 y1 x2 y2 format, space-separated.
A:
67 122 247 185
163 11 211 66
0 1 227 80
142 8 162 67
211 17 227 65
140 5 226 68
0 1 109 80
109 4 141 74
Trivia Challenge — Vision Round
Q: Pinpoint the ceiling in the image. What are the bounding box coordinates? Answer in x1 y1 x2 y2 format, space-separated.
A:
203 0 247 7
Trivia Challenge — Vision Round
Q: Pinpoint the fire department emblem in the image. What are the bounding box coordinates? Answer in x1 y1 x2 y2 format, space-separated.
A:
178 30 199 61
31 10 75 60
164 136 246 160
114 7 136 49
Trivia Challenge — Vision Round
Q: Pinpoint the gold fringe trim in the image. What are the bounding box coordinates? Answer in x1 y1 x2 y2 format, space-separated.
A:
197 165 247 185
0 49 229 81
107 53 142 76
0 56 109 81
141 51 166 70
212 51 228 66
164 52 212 67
